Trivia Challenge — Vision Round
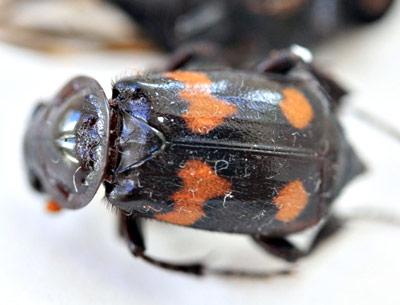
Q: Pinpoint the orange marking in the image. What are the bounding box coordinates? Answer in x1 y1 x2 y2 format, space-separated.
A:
272 180 308 222
46 200 62 213
164 71 237 134
156 160 231 226
248 0 306 16
279 87 314 129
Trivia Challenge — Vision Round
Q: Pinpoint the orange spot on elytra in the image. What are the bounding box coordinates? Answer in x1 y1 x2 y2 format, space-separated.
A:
156 160 231 226
164 71 237 134
273 180 308 222
46 200 62 213
280 88 314 129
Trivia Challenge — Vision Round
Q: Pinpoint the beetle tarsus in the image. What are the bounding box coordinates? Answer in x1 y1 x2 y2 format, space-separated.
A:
253 215 344 262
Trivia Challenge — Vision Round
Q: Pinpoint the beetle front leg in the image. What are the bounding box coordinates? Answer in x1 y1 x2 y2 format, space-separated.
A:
253 215 343 262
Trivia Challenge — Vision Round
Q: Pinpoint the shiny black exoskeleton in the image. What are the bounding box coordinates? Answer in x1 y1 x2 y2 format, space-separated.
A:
24 48 364 275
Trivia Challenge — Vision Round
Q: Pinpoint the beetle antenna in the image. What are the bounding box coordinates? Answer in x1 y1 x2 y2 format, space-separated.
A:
349 107 400 143
342 208 400 228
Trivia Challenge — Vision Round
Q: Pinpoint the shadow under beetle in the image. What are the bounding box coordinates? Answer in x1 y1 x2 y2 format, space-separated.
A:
24 47 364 276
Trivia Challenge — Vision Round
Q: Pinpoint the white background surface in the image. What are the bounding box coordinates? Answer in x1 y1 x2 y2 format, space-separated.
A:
1 3 400 305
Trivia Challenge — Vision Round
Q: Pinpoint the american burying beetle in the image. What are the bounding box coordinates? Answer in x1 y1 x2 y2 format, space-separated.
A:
24 47 364 276
107 0 394 65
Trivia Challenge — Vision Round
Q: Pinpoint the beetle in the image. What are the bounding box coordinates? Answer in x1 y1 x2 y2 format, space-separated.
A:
24 47 364 275
107 0 394 65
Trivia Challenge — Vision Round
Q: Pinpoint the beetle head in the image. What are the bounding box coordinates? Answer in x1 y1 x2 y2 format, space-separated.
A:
24 77 110 209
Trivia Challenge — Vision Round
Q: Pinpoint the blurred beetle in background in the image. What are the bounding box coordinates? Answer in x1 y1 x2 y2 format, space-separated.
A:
107 0 394 65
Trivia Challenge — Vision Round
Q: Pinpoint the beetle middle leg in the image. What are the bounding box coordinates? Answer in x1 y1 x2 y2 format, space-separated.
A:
253 215 343 262
119 213 204 275
257 46 348 112
119 213 292 277
165 42 227 71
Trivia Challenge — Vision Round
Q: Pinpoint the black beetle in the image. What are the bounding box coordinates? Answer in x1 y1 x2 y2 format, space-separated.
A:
107 0 394 65
24 47 364 275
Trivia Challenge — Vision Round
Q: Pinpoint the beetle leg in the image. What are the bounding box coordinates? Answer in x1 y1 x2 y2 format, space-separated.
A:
253 216 343 262
310 66 348 112
256 48 303 75
119 213 204 275
165 42 225 71
257 47 347 112
120 213 292 277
